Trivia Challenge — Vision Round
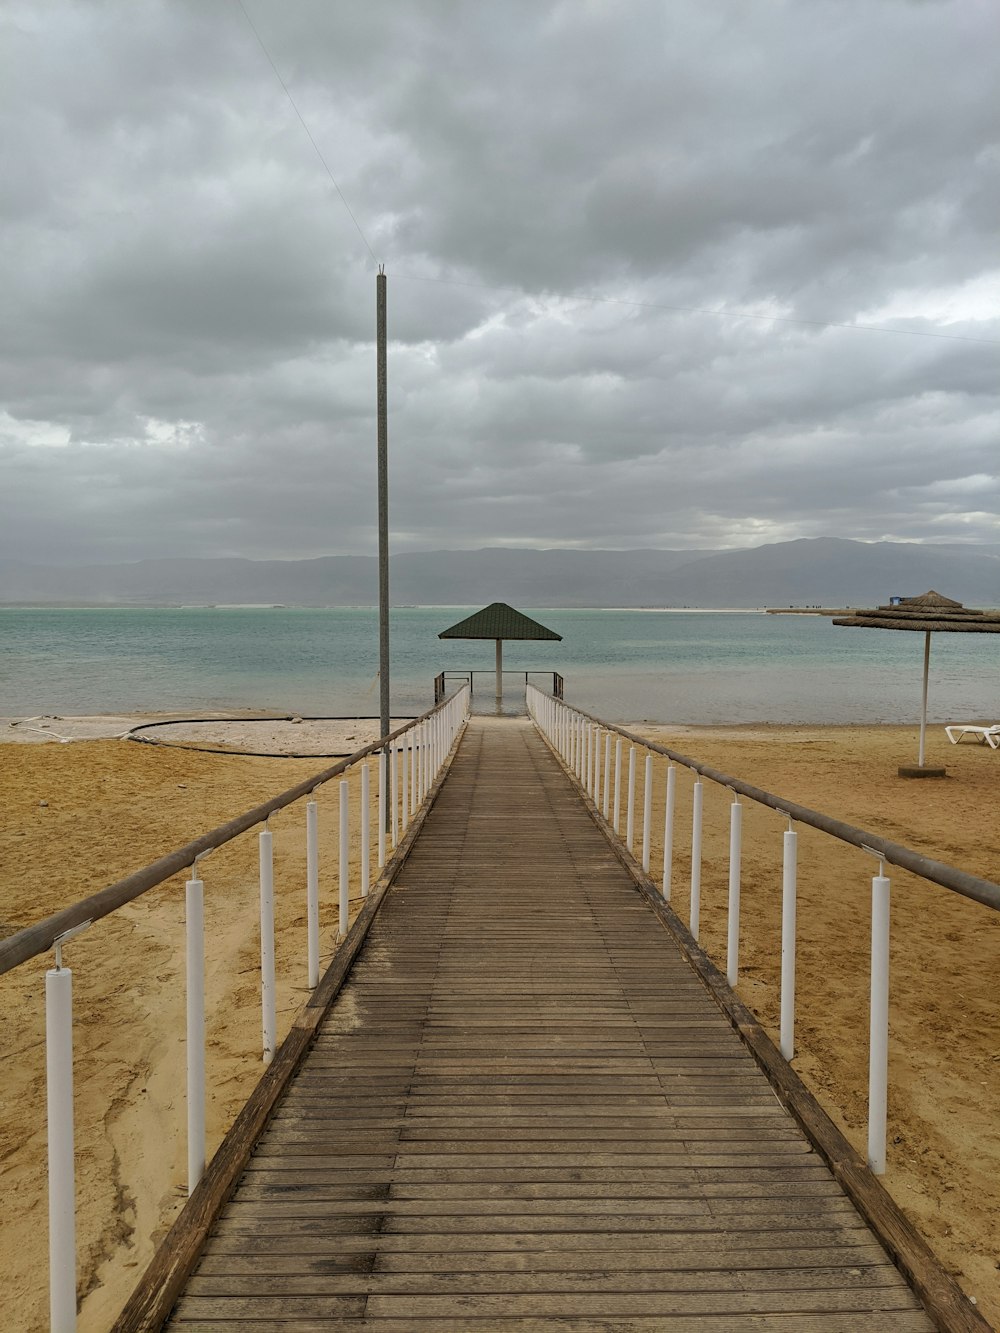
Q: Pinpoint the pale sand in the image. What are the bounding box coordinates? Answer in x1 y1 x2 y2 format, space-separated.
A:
1 717 998 1327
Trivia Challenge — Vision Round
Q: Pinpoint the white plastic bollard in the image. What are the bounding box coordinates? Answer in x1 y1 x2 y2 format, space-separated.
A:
378 752 387 869
690 780 703 940
259 827 276 1064
603 734 612 820
185 876 206 1191
361 764 371 897
662 765 676 900
45 963 75 1333
642 754 653 872
626 747 636 849
727 798 742 988
339 780 350 937
780 827 797 1061
868 870 891 1174
613 739 623 834
306 801 319 988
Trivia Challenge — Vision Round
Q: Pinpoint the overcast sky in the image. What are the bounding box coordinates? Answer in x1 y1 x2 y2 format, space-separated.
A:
1 0 998 566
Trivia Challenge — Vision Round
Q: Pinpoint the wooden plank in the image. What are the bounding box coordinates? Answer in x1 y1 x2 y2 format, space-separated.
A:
182 1265 912 1295
169 1314 935 1332
169 1287 926 1319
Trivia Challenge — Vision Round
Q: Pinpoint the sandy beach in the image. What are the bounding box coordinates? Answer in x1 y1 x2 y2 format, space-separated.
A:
1 714 999 1328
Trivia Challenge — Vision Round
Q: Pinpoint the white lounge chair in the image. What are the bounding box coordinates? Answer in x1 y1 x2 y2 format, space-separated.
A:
944 724 1000 748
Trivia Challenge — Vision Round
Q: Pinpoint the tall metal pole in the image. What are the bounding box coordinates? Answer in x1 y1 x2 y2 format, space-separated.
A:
377 269 390 745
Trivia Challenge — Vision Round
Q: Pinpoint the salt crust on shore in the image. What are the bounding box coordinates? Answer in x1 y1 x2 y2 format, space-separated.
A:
1 715 998 1328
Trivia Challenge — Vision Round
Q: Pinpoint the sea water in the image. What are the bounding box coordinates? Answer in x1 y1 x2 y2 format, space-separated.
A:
1 605 997 725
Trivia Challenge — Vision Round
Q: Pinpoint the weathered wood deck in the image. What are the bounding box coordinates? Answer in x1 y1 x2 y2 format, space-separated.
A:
167 716 934 1330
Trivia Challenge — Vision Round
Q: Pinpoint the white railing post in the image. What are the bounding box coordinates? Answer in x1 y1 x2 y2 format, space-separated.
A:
690 780 703 940
626 746 636 849
780 824 797 1061
727 797 742 988
409 731 417 814
642 753 653 872
259 826 276 1064
185 876 206 1192
602 734 612 819
868 867 891 1174
339 780 350 937
401 738 409 833
391 743 399 846
613 739 623 834
662 765 676 900
361 764 371 897
378 752 387 869
45 958 75 1333
306 801 319 988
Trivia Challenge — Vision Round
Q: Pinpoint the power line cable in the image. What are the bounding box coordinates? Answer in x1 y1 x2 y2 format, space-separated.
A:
236 0 380 265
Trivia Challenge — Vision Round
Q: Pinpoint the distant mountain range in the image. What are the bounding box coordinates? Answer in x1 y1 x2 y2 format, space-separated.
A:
2 538 1000 609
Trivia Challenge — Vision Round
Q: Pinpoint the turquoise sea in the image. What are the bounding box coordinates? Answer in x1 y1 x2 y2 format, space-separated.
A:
1 606 998 725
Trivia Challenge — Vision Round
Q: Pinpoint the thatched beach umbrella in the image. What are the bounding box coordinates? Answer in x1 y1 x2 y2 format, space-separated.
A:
833 591 1000 777
439 602 562 709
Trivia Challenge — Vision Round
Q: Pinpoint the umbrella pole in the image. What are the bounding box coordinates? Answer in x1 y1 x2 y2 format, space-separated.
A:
918 631 931 767
495 638 503 712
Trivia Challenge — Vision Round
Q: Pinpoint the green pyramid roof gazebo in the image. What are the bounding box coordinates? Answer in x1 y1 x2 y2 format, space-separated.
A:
439 603 562 642
439 603 561 705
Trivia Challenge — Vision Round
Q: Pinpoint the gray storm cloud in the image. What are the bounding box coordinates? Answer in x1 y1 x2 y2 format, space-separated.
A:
0 0 997 564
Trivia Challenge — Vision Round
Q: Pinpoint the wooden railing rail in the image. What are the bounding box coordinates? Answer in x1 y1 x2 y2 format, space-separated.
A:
526 683 1000 1184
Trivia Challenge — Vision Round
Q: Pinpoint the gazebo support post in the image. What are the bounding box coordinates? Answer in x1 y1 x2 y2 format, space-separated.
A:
495 638 503 710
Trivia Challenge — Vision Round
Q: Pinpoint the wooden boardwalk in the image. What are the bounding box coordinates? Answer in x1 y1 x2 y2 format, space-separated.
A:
167 716 934 1330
